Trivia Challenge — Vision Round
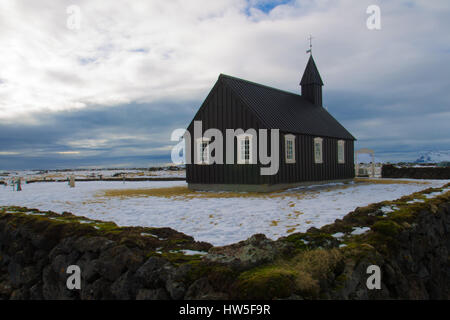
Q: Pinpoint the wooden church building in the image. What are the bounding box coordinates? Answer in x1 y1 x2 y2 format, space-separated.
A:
185 55 356 192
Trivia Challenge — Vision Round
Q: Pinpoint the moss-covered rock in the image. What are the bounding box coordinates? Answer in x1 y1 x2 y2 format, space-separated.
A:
371 220 403 237
232 265 296 299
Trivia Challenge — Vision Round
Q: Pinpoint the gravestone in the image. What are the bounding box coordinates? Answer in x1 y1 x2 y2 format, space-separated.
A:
69 176 75 188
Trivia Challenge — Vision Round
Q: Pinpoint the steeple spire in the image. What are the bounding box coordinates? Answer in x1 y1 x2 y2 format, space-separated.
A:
300 55 323 106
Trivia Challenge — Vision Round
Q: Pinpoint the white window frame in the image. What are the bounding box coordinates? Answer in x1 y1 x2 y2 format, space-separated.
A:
314 137 323 164
337 140 345 164
196 137 211 165
285 134 296 164
237 134 254 164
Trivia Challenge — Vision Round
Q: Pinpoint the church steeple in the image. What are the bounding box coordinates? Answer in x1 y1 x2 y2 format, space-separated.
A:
300 55 323 107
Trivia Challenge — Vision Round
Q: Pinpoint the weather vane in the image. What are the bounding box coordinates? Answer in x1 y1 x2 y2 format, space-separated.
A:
306 35 313 54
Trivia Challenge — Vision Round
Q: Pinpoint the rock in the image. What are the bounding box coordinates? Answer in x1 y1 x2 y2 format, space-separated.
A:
96 245 143 281
51 252 80 276
135 257 173 288
110 271 141 300
29 232 51 250
7 261 39 288
0 279 13 299
205 234 292 269
165 279 186 300
7 261 22 287
20 266 40 287
48 237 78 260
29 283 44 300
81 278 113 300
73 236 114 253
10 288 29 300
42 264 78 300
185 277 228 300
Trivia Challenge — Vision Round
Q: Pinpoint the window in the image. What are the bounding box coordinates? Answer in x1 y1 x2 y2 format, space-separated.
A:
237 134 253 164
314 137 323 164
337 140 345 164
285 134 296 163
196 137 210 164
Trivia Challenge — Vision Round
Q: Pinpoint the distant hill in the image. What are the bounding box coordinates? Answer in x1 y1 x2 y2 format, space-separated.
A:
415 150 450 163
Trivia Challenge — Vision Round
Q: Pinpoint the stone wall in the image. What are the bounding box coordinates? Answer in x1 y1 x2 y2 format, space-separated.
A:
1 183 449 300
382 164 450 179
0 209 212 300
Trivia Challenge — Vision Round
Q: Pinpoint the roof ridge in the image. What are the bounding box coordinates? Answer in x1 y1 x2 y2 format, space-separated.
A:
219 73 301 98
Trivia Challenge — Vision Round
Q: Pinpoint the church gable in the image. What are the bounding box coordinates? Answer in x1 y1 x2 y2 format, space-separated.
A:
187 77 267 134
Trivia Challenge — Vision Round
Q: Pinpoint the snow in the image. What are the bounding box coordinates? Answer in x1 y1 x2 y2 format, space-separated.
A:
351 227 371 235
0 168 185 181
0 179 448 246
407 199 425 204
332 232 345 238
180 250 208 256
380 205 399 214
424 188 450 199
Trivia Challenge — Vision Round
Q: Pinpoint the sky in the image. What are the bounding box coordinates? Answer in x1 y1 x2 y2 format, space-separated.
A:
0 0 449 169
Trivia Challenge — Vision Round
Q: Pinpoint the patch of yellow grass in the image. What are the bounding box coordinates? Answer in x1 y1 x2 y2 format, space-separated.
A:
97 178 429 201
99 186 282 200
355 178 430 185
98 186 310 200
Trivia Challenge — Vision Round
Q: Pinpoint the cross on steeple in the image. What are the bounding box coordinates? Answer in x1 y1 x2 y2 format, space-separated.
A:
306 35 313 54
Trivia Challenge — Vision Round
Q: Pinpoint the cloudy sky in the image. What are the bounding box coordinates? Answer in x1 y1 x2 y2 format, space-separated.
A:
0 0 449 169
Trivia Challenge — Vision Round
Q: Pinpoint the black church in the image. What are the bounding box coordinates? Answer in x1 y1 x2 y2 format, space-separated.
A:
185 55 356 192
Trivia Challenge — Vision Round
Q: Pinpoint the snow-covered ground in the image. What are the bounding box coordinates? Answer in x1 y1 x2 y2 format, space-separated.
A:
0 179 448 246
0 168 185 181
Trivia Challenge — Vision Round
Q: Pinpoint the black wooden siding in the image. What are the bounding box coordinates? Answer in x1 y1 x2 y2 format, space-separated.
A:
272 134 354 185
186 79 355 185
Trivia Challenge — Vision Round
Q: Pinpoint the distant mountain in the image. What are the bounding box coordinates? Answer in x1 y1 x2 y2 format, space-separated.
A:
415 150 450 163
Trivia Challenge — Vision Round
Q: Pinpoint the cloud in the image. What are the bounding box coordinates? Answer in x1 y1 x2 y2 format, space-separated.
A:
0 100 195 168
0 0 449 167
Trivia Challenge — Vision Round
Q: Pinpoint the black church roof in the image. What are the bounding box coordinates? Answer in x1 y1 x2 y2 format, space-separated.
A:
219 73 355 140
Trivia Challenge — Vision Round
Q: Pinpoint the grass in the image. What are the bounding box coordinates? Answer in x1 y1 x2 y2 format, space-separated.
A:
354 178 430 185
98 186 286 200
97 179 432 201
233 248 343 299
